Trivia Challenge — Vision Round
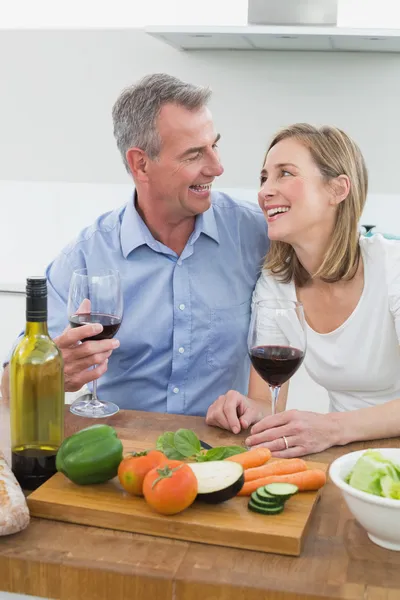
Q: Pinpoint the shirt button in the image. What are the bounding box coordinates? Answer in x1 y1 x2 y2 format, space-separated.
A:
178 347 185 354
177 260 182 266
179 304 185 311
173 387 180 394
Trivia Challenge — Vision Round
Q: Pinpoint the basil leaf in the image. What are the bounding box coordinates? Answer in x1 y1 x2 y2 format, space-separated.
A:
156 434 165 451
156 432 174 451
196 447 226 462
199 445 246 461
174 429 201 458
156 432 186 460
221 445 247 457
164 448 187 460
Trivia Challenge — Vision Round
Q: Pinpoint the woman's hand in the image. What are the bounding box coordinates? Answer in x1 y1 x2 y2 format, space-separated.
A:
245 409 341 457
205 390 269 434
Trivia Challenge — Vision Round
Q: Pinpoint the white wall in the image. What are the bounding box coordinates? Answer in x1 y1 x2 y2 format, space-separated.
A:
3 0 400 29
1 29 400 192
2 28 400 415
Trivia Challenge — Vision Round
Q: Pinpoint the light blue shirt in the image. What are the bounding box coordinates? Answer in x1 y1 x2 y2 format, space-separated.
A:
42 192 269 416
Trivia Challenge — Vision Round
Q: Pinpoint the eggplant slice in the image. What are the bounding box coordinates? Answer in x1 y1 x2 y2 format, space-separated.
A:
199 440 213 450
188 461 244 503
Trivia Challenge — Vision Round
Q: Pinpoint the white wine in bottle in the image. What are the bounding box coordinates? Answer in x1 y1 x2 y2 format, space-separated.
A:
10 277 64 490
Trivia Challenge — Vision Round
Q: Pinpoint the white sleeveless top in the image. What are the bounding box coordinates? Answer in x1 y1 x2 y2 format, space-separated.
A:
252 235 400 412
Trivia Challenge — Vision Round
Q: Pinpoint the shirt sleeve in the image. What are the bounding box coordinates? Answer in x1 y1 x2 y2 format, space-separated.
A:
45 250 79 340
251 271 275 310
384 238 400 343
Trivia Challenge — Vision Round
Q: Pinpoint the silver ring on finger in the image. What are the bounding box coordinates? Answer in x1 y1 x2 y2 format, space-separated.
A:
282 435 289 450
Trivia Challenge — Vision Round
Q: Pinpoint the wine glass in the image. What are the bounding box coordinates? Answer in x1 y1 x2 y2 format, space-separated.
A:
248 299 306 416
67 268 123 418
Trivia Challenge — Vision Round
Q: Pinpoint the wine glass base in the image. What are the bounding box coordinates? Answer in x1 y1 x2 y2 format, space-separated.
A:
69 394 120 418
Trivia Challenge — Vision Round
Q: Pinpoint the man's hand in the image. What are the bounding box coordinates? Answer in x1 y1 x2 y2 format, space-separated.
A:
205 390 268 434
245 409 340 457
54 324 119 392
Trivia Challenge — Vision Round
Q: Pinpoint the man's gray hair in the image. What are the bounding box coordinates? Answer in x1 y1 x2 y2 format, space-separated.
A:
112 73 212 172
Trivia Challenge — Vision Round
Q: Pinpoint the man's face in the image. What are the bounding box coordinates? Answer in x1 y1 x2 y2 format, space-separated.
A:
145 103 224 218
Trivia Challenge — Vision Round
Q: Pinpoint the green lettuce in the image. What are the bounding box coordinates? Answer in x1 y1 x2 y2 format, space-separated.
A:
346 450 400 499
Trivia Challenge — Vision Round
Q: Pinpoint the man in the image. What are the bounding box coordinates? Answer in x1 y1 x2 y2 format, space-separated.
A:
2 73 268 416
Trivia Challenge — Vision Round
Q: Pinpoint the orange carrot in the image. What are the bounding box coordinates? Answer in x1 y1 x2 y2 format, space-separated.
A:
237 469 327 496
225 447 271 469
244 458 307 482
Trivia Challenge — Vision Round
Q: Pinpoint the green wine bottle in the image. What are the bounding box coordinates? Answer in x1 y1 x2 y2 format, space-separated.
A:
10 277 64 490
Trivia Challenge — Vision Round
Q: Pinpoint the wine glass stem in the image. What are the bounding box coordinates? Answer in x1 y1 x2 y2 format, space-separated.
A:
91 368 102 407
270 386 280 416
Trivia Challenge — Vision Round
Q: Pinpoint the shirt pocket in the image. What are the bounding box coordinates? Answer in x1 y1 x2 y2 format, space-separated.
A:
207 301 251 370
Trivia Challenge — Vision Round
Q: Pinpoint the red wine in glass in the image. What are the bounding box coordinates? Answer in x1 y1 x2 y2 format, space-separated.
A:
67 268 123 418
69 313 121 342
248 300 306 415
249 345 304 387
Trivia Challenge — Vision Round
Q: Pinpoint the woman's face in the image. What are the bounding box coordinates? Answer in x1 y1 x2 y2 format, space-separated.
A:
258 138 337 244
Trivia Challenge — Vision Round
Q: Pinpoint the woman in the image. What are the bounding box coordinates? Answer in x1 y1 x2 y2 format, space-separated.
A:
206 123 400 457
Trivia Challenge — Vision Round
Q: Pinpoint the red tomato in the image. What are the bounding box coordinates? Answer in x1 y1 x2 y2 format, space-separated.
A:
118 450 167 496
143 460 198 515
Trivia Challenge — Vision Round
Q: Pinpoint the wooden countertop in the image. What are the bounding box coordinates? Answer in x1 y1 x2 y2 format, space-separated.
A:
1 402 400 600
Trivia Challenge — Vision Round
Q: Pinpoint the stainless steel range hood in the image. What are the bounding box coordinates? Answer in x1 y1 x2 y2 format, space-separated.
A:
146 0 400 53
248 0 338 27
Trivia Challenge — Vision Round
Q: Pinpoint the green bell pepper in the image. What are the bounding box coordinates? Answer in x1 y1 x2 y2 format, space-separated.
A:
56 424 123 485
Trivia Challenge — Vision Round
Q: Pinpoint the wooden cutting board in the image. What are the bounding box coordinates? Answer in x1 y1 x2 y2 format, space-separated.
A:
27 439 328 557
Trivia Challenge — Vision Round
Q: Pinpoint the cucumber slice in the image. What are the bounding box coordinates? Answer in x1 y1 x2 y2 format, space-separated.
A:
251 492 284 508
256 487 276 500
248 500 284 515
252 491 283 506
264 483 299 499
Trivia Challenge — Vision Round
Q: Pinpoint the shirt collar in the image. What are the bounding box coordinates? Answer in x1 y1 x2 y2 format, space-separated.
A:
120 192 151 258
120 191 220 258
191 204 220 245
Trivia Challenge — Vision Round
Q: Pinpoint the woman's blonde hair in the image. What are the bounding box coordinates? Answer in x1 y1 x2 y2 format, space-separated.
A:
263 123 368 287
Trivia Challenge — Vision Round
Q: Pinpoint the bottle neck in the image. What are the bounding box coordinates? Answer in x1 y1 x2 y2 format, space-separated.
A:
26 293 48 334
25 321 49 336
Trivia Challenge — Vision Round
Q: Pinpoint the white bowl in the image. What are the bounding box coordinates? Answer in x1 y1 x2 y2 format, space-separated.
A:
329 448 400 551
